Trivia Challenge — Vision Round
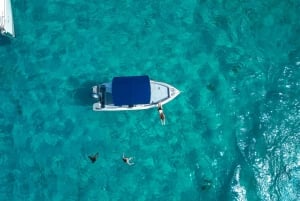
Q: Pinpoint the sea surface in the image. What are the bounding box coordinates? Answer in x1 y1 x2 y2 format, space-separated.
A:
0 0 300 200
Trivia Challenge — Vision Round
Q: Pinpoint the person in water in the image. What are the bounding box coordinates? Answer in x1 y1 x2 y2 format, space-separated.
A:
157 102 166 125
122 153 134 166
88 152 99 163
201 179 212 191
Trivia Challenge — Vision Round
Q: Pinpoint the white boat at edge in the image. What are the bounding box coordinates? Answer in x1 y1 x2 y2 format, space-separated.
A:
0 0 15 37
92 75 180 111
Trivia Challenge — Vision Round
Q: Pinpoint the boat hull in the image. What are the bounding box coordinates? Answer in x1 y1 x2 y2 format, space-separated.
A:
0 0 15 37
92 79 180 111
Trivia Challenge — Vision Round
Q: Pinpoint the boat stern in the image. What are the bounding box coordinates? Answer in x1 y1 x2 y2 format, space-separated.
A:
92 85 106 110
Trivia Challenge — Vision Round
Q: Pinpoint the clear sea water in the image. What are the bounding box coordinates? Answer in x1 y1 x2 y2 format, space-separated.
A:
1 0 300 200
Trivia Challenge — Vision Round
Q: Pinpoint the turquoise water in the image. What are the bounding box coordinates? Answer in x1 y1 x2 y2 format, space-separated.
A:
1 0 300 200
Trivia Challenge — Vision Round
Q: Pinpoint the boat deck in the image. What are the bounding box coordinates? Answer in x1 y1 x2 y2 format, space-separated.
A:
150 81 169 104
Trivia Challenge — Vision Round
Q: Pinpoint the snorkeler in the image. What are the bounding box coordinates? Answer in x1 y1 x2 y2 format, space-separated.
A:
88 152 99 163
122 153 134 166
201 179 212 191
157 102 166 125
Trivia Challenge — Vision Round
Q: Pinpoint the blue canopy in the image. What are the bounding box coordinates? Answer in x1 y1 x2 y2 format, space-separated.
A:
112 76 151 106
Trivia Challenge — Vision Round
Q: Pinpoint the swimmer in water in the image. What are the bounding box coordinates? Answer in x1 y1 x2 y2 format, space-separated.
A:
88 152 99 163
157 102 166 125
122 153 134 166
201 179 212 190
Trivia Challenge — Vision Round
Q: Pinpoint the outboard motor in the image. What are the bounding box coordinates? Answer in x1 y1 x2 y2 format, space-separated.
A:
92 93 100 99
92 85 101 100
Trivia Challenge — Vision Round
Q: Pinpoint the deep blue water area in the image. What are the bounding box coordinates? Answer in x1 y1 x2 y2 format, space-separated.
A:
0 0 300 200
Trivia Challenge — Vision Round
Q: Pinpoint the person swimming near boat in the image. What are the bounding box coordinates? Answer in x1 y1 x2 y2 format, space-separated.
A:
201 179 212 191
88 152 99 163
157 102 166 125
122 153 134 166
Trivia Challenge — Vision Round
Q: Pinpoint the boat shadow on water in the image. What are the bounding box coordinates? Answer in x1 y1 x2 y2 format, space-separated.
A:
72 81 98 106
0 35 12 46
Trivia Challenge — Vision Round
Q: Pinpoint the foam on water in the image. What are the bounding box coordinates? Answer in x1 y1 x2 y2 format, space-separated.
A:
230 165 247 201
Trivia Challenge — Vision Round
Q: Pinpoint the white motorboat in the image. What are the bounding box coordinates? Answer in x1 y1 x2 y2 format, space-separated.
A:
92 75 180 111
0 0 15 37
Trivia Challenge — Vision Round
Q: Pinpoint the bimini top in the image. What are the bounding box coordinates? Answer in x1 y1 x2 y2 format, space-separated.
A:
112 75 151 106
